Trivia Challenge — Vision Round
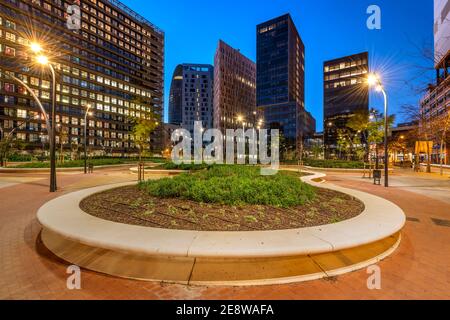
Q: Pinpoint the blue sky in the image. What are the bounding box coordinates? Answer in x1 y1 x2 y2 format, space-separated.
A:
121 0 435 131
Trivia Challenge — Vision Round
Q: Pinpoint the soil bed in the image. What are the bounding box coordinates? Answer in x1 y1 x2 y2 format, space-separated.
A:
80 185 364 231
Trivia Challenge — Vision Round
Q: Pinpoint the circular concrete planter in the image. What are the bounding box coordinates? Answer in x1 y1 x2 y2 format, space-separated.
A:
37 171 405 286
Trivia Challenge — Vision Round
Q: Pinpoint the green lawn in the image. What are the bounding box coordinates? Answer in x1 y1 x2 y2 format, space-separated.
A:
139 165 316 208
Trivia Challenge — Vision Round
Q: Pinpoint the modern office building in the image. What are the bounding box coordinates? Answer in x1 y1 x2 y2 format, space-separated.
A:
168 64 214 135
213 40 256 132
418 0 449 164
0 0 164 156
434 0 450 71
323 52 369 159
257 14 314 155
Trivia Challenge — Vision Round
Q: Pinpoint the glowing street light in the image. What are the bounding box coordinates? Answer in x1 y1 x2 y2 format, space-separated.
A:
30 42 43 54
36 55 49 65
367 72 389 188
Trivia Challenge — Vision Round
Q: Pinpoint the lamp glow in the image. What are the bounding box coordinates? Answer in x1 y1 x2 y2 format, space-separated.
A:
30 42 43 53
36 55 49 65
367 73 379 86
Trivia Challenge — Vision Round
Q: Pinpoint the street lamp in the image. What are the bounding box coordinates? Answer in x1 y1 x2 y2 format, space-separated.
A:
84 104 93 174
368 73 389 187
34 47 57 192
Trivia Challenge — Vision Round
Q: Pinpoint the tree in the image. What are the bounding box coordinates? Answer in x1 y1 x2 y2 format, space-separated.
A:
310 141 323 160
0 122 29 167
130 117 158 162
58 126 69 164
348 109 395 168
336 128 353 160
347 110 370 161
128 96 160 161
402 104 439 173
435 113 450 175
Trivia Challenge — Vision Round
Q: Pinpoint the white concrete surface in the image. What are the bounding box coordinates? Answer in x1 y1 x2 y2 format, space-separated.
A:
37 172 406 259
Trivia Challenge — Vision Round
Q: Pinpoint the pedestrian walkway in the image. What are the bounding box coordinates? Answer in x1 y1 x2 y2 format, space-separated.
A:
0 169 449 299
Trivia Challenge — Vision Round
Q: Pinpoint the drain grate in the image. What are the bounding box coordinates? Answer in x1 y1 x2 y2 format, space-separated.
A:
406 217 420 222
431 218 450 227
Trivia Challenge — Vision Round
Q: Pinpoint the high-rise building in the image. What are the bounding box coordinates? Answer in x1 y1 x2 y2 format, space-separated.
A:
213 40 256 132
323 52 369 159
419 0 449 164
257 14 314 155
168 64 214 135
434 0 450 72
0 0 164 155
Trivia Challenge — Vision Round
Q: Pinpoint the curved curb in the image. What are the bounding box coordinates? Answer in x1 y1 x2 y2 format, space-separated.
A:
40 228 401 286
37 172 406 259
281 165 395 174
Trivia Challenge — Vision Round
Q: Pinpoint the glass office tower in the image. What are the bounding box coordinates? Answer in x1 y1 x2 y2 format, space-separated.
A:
323 52 369 159
257 14 314 157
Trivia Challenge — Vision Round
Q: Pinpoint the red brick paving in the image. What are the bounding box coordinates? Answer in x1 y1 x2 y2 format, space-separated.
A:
0 169 449 300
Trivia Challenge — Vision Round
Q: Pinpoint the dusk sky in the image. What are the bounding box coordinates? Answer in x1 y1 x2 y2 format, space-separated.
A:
121 0 435 131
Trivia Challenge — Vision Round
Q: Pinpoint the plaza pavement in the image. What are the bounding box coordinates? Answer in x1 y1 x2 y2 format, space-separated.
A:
0 167 449 300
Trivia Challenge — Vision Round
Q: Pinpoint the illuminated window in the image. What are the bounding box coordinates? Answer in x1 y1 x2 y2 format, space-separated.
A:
17 109 27 118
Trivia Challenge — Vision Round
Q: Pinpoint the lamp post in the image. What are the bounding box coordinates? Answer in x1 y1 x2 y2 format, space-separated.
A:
84 105 93 174
33 43 58 192
368 73 389 187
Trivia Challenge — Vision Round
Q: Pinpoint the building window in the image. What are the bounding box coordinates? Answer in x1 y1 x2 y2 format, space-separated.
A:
5 46 16 56
4 83 15 92
17 109 27 118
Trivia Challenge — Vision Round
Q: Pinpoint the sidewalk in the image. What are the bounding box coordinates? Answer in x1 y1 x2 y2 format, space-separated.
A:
0 169 449 299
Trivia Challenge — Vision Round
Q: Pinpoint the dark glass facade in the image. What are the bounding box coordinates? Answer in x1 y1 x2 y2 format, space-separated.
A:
168 63 214 135
0 0 164 155
168 65 183 126
323 52 369 159
257 14 313 154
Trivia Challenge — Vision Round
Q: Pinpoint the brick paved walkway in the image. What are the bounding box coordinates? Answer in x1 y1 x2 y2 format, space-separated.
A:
0 169 449 300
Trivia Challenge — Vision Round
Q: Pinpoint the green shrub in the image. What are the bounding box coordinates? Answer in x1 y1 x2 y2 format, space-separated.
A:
7 153 33 162
302 159 365 169
151 162 211 171
139 165 316 208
